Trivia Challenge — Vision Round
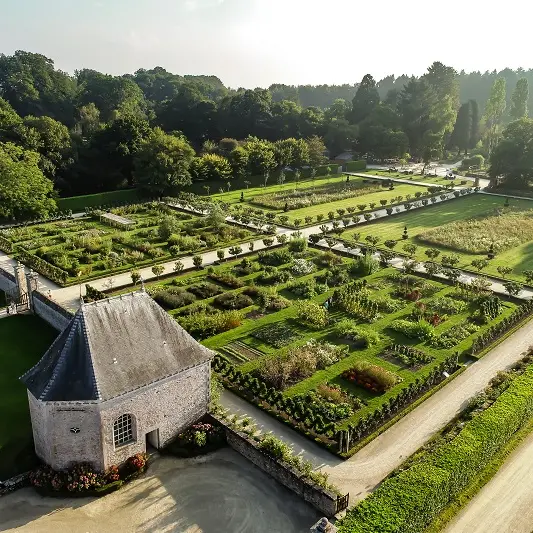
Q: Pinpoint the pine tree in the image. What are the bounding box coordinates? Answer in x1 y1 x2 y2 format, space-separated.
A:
509 78 529 121
469 99 480 150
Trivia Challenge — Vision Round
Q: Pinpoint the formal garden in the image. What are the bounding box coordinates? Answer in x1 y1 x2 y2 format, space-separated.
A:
337 193 533 283
184 173 438 228
0 202 259 286
100 239 532 455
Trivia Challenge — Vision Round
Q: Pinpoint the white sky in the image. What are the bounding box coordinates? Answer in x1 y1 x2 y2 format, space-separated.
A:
1 0 531 88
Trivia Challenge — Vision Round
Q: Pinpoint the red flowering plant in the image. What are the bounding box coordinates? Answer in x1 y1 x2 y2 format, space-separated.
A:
126 452 148 472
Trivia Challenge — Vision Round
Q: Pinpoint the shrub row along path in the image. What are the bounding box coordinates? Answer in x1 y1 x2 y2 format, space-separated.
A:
221 317 533 511
2 188 512 312
443 429 533 533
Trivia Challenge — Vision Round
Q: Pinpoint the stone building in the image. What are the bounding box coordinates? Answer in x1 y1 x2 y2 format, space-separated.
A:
21 290 213 471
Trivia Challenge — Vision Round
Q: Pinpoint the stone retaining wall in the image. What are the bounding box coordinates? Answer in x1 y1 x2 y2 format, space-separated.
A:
32 291 74 331
213 416 347 516
0 267 16 293
0 472 30 496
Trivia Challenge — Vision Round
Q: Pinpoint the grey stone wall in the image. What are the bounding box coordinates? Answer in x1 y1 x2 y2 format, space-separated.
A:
32 293 73 331
222 423 344 517
28 392 102 471
0 267 16 293
99 361 210 469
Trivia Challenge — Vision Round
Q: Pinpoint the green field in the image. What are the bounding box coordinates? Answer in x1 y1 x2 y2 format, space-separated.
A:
360 169 455 186
0 315 57 480
281 183 427 223
342 194 533 281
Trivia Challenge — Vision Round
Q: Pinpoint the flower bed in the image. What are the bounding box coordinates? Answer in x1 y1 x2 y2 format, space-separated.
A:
342 362 400 393
164 421 226 457
251 322 301 348
29 453 148 496
381 344 434 368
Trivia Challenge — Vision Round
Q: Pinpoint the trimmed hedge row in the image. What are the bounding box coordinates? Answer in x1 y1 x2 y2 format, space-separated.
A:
345 160 367 172
16 246 69 284
471 300 533 355
57 189 142 212
338 365 533 533
0 235 13 253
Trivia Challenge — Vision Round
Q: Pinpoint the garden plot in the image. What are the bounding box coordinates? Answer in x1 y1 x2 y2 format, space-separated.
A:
180 248 520 454
104 241 527 454
0 202 257 286
340 194 533 282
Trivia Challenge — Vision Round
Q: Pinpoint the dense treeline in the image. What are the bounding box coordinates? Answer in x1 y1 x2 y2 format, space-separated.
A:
0 50 531 220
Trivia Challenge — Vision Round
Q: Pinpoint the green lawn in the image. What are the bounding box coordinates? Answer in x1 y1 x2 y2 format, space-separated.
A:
360 169 453 186
0 315 57 480
208 173 347 205
282 183 427 223
341 194 533 281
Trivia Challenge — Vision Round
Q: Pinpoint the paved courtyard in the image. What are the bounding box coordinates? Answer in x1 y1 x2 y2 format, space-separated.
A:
0 449 319 533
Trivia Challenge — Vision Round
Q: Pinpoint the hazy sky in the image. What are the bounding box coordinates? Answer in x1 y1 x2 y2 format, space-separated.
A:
1 0 530 88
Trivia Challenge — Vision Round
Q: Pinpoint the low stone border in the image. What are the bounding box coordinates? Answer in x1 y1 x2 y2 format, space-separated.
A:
0 471 30 496
211 415 348 516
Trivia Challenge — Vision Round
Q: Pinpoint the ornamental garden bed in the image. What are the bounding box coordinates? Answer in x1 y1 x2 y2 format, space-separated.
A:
0 201 260 286
164 419 227 458
106 244 531 455
339 193 533 283
29 453 148 497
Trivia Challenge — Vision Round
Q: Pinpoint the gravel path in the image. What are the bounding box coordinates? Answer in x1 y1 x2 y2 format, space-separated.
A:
0 450 319 533
443 430 533 533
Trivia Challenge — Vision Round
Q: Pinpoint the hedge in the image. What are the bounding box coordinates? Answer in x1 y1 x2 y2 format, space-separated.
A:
15 246 69 285
338 365 533 533
57 189 142 212
345 160 367 172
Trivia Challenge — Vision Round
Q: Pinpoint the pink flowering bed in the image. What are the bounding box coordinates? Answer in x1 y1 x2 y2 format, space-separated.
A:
29 453 148 496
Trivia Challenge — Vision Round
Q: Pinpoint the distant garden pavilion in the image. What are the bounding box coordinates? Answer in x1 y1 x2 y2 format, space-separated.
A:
99 212 136 229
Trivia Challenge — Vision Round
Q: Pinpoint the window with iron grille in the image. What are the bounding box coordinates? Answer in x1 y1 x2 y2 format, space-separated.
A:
113 414 134 446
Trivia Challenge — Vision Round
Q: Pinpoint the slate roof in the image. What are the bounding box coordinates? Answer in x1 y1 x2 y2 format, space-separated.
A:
21 291 213 402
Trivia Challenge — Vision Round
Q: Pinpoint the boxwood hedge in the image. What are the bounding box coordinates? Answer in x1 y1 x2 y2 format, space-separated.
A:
338 365 533 533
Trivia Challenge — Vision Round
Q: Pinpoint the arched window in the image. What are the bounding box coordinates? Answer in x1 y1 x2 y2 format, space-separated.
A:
113 414 134 446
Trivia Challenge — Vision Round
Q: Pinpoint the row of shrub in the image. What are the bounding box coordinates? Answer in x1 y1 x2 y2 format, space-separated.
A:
212 355 338 440
16 245 69 284
471 300 533 354
336 353 460 452
338 363 533 533
345 160 367 172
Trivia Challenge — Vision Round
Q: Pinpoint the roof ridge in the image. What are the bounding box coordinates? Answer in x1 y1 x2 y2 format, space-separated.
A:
82 289 145 308
80 311 102 401
39 312 82 401
145 292 214 357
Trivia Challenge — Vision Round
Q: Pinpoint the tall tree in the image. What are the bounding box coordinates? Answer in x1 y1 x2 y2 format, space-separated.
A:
509 78 529 121
482 77 507 155
0 142 57 220
306 135 327 168
422 61 459 139
133 128 195 196
350 74 380 124
490 118 533 189
449 102 472 155
469 99 480 150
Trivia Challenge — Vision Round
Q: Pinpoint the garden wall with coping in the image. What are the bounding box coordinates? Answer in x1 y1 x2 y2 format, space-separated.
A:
212 415 347 516
32 291 74 331
0 267 16 293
